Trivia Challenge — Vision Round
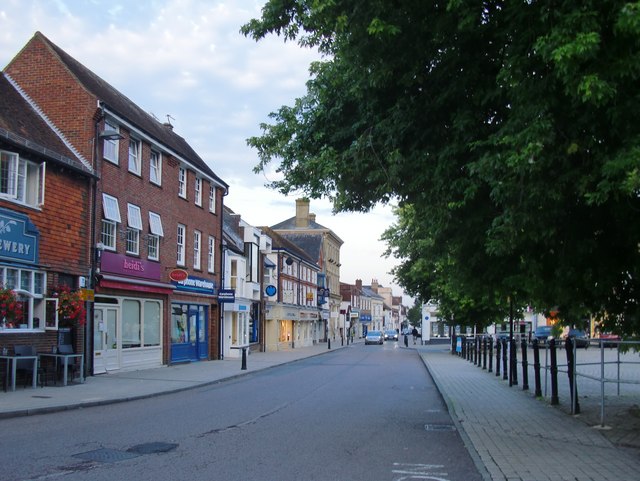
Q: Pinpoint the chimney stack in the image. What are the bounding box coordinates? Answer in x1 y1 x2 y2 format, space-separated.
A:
295 198 310 228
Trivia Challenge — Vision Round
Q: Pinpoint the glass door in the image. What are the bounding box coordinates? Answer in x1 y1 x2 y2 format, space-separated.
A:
93 305 120 373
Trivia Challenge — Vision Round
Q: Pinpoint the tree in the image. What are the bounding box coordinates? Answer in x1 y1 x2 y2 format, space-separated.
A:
242 1 640 335
406 300 422 327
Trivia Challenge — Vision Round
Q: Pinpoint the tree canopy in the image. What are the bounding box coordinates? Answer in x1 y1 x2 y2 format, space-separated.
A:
242 1 640 335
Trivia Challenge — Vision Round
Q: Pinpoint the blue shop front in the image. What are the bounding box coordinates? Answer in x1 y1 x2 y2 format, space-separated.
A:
170 273 217 363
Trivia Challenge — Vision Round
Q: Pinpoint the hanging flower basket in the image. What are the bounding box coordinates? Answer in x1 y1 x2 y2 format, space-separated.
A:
0 285 23 329
50 285 86 327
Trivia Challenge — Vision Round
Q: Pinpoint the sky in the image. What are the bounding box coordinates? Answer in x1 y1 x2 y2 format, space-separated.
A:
0 0 413 305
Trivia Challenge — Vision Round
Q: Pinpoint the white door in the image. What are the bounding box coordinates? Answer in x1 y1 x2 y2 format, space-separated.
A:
93 305 120 373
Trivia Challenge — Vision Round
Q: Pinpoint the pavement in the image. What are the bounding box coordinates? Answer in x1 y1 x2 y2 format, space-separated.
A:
2 340 640 481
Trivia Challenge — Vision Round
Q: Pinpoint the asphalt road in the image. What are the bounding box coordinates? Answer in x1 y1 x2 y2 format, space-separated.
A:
0 341 482 481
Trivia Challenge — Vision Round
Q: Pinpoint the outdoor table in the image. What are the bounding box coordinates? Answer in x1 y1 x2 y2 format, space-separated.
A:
38 352 84 386
0 354 38 391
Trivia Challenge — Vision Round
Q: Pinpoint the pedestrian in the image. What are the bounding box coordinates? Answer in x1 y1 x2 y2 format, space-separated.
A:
412 327 418 344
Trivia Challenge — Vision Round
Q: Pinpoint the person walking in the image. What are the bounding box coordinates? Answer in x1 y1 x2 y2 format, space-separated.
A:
412 327 418 345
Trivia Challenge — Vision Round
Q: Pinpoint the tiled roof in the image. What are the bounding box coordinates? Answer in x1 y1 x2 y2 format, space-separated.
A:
0 73 93 176
259 226 318 267
271 216 329 230
35 32 227 189
276 233 322 263
222 205 244 254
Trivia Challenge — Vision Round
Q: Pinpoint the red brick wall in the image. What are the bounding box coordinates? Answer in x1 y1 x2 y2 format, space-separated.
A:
5 34 99 161
6 33 226 362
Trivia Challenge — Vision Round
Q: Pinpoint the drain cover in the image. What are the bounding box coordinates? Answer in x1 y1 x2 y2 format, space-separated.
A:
128 442 178 455
425 424 456 432
74 448 139 463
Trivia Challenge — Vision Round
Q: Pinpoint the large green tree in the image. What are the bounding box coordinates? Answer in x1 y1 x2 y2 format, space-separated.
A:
242 1 640 335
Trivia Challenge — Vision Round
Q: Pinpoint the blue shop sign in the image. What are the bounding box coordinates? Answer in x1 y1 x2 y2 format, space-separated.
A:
218 288 236 303
360 314 372 323
172 275 216 295
0 208 39 264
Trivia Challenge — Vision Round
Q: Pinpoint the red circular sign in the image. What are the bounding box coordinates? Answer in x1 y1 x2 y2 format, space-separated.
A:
169 269 188 282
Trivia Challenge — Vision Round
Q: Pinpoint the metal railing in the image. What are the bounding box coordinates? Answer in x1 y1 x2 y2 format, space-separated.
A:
454 334 640 427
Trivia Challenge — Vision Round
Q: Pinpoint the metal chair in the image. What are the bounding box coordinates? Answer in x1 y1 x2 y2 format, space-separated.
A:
57 344 80 383
14 345 38 388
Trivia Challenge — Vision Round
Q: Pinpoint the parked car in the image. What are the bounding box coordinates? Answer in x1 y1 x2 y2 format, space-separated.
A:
384 330 398 341
599 333 621 348
365 330 384 345
564 329 589 348
531 326 553 346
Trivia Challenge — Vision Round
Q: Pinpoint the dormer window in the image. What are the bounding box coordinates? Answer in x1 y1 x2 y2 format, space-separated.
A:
0 150 45 208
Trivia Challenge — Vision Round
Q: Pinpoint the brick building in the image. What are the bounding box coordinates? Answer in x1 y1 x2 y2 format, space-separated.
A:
0 72 94 357
4 32 228 373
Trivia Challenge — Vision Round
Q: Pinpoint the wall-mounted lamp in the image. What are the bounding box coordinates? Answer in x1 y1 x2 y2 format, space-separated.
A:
100 130 124 140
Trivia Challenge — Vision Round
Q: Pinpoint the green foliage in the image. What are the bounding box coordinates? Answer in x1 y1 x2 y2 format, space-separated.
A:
406 301 422 325
243 1 640 335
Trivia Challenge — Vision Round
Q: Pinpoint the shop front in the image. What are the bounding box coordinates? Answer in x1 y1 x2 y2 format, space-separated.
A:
297 309 319 348
170 273 216 363
360 312 372 336
222 298 250 359
0 209 49 336
265 304 300 350
94 252 173 372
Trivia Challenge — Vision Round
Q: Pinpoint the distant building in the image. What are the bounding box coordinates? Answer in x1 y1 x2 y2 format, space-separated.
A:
271 199 343 342
259 226 321 350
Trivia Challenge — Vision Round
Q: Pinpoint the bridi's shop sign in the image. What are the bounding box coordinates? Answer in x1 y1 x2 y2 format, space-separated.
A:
172 275 216 295
0 208 39 264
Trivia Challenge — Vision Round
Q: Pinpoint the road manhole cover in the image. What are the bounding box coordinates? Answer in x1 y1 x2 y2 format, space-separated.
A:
128 442 178 455
425 424 456 432
74 448 139 463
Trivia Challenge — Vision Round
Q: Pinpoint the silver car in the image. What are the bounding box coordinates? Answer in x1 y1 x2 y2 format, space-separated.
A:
365 330 384 345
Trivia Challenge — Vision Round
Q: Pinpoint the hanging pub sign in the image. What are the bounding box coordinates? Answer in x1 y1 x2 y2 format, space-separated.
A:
0 208 39 264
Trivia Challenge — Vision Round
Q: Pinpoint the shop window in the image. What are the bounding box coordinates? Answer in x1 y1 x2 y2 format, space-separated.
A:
122 299 141 348
143 301 161 346
172 304 187 343
0 267 46 331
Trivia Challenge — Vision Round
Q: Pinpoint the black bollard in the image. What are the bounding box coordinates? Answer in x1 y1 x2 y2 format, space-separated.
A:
502 339 508 380
565 337 580 414
495 338 501 376
488 337 493 373
328 337 331 349
404 334 408 348
510 338 518 386
241 347 247 370
533 339 542 397
482 337 487 370
521 339 529 391
549 338 559 405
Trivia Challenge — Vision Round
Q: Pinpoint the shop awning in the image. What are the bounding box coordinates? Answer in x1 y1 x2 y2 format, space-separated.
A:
98 274 175 295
